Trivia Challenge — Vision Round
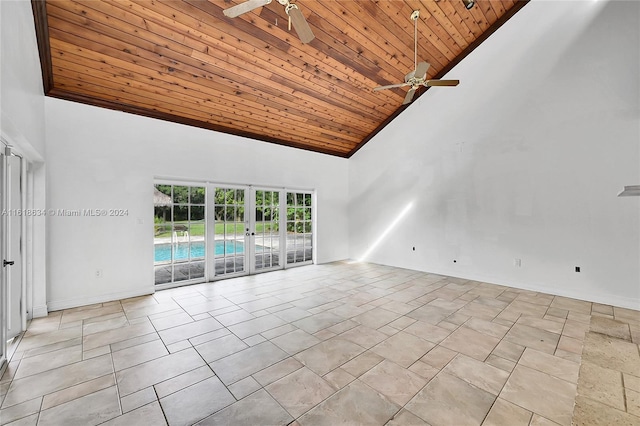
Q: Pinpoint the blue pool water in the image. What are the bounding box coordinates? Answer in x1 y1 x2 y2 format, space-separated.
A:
154 240 244 262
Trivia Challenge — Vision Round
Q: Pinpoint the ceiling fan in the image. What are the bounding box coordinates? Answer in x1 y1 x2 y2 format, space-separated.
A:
374 10 459 105
223 0 315 44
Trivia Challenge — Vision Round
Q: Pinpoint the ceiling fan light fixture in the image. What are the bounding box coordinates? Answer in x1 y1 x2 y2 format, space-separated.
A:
462 0 475 10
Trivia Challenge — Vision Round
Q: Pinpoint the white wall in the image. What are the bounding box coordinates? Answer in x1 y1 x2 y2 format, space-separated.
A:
1 0 46 160
45 99 349 310
1 0 48 318
349 0 640 309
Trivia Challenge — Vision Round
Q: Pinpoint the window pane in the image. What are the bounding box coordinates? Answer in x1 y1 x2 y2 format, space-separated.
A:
173 186 189 204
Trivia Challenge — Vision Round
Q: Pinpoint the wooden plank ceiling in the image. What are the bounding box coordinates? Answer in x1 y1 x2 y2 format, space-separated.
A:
32 0 528 157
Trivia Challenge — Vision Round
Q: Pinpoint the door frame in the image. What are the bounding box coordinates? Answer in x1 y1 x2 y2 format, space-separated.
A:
0 144 29 370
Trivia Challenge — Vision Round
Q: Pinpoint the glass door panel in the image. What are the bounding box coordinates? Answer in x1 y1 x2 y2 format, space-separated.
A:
286 191 313 265
253 189 282 273
213 187 246 277
154 184 206 285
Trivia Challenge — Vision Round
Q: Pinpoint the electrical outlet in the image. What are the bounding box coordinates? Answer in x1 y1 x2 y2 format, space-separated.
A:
96 269 102 278
514 258 521 267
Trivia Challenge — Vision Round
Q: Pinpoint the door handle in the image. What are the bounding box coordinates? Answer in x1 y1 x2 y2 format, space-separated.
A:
3 260 14 267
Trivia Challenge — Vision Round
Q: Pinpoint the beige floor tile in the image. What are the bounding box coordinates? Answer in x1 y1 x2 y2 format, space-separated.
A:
550 297 592 315
101 401 167 426
387 316 417 330
211 341 288 385
273 306 312 322
440 327 500 361
386 409 430 425
194 388 293 426
271 329 321 355
581 332 640 376
340 351 385 378
352 308 403 329
590 315 632 341
463 317 510 339
292 312 345 334
572 395 640 426
214 309 256 326
255 323 295 339
14 345 82 380
61 304 123 324
37 386 121 426
492 340 525 362
457 301 503 321
159 376 235 426
500 365 576 426
323 368 355 390
112 339 169 371
503 324 560 354
153 365 214 399
442 354 510 395
624 373 640 392
158 317 225 345
519 347 579 383
294 338 365 376
577 361 625 410
194 333 248 363
529 414 563 425
406 372 496 426
408 360 440 381
407 305 452 325
360 359 427 405
626 388 640 416
124 301 182 319
516 316 565 334
403 321 452 344
16 327 82 353
41 373 115 410
420 345 458 369
0 397 42 425
338 325 388 349
120 386 157 413
266 367 335 418
482 397 532 426
2 354 113 408
298 380 400 426
83 315 129 336
116 347 206 396
371 331 435 368
83 321 156 351
228 376 261 400
252 357 304 386
485 354 516 372
150 311 194 331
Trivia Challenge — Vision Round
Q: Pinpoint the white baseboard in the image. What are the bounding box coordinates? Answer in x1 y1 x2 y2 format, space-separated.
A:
419 267 640 311
47 287 155 312
31 304 49 318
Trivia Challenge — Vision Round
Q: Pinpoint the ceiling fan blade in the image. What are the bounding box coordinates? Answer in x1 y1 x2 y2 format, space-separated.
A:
223 0 272 18
287 6 315 43
403 88 416 105
425 79 460 87
373 83 410 91
414 61 430 79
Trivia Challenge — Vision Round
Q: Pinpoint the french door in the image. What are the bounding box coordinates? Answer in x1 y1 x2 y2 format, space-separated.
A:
209 186 284 278
1 150 24 369
154 182 313 287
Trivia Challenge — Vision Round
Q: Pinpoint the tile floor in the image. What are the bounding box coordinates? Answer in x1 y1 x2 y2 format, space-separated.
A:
0 262 638 426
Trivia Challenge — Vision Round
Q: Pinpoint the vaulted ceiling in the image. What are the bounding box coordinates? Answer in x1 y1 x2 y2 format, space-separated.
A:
32 0 528 157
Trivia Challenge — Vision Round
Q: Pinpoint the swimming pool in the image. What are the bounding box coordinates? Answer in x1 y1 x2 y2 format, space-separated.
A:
154 240 244 262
